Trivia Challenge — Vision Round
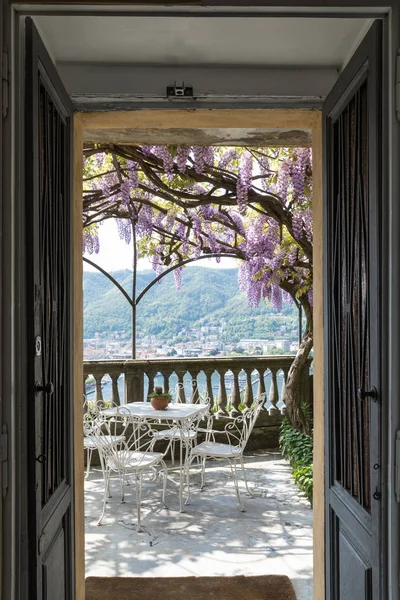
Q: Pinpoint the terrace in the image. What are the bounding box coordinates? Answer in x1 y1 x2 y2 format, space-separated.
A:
83 355 314 599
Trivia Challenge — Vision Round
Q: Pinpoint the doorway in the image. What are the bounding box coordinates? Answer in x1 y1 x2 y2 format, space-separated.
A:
73 108 324 600
3 6 392 600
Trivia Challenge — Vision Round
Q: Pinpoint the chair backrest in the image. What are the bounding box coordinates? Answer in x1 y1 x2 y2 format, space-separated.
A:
224 394 266 451
90 405 171 470
83 395 114 437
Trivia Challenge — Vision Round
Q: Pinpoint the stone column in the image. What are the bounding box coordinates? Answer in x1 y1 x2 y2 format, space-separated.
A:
281 367 289 415
204 370 215 411
176 371 186 403
110 372 121 406
217 370 228 416
268 368 279 415
189 372 200 404
94 373 104 406
230 369 241 416
244 370 254 409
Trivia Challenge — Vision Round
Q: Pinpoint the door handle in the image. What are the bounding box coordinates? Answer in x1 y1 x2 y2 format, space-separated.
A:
357 387 378 402
35 381 54 395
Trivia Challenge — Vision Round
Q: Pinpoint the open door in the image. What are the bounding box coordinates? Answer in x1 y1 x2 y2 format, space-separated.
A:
25 18 75 600
323 20 385 599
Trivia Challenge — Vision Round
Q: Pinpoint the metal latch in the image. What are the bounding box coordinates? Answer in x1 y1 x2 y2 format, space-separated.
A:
395 431 400 502
2 50 9 119
166 82 193 98
396 52 400 122
1 425 8 498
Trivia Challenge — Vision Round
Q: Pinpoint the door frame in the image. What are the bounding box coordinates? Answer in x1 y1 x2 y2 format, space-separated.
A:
73 109 323 600
4 4 398 600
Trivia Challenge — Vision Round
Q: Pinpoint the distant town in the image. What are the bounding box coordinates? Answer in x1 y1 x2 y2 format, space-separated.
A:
84 318 299 361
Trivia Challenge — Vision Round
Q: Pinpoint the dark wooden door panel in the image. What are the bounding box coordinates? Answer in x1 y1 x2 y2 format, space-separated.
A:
338 526 372 600
323 20 383 600
25 18 75 600
43 528 66 600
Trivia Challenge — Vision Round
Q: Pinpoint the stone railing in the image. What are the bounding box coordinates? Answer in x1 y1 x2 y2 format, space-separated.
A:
83 356 312 416
83 356 312 455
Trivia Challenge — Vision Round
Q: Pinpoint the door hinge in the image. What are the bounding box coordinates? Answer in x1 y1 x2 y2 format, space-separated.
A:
395 431 400 502
2 50 9 119
1 425 8 498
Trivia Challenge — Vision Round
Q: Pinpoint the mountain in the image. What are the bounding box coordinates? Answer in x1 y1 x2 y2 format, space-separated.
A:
83 267 300 342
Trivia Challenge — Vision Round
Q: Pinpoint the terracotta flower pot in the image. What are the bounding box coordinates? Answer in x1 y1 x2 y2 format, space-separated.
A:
150 396 169 411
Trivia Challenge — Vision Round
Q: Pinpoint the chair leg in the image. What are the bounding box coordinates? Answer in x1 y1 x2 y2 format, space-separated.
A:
119 472 125 503
97 468 111 525
160 460 168 508
98 451 111 498
85 448 92 479
240 453 254 498
184 454 196 505
135 472 143 533
229 459 245 512
200 457 206 491
171 439 175 467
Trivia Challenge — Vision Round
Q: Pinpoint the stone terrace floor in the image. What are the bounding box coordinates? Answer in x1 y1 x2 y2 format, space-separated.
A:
85 451 313 600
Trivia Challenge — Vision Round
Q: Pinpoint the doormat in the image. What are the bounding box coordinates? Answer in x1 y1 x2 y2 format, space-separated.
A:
85 575 297 600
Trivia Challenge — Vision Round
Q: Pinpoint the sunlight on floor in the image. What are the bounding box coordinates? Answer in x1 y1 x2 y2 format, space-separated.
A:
85 451 313 600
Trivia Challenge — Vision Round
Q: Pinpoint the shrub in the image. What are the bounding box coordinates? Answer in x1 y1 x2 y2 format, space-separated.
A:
279 404 313 505
292 465 313 504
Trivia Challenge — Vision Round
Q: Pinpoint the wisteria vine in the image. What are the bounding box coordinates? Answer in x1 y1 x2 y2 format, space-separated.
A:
82 145 313 317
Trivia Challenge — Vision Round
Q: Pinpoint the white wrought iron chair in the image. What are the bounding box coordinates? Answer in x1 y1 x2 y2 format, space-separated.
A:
83 396 125 480
185 394 266 511
92 405 170 532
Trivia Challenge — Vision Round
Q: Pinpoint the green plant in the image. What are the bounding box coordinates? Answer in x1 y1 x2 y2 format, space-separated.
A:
293 465 313 504
148 386 173 402
279 403 313 505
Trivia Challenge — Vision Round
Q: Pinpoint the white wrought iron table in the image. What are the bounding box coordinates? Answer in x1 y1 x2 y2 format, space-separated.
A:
101 401 207 512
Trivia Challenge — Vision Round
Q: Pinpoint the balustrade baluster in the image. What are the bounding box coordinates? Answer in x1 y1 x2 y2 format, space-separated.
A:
83 375 89 413
110 372 121 406
124 369 143 403
217 370 228 415
94 373 104 406
162 372 172 394
84 374 89 404
281 368 289 415
257 368 266 400
244 369 254 409
204 370 215 411
146 371 157 399
269 368 279 414
176 371 186 403
230 370 241 415
189 372 200 403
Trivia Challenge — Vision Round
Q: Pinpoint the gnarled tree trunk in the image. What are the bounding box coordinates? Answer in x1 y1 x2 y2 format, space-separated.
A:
284 303 313 433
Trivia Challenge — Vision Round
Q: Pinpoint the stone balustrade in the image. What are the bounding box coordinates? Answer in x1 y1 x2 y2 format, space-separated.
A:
83 355 312 416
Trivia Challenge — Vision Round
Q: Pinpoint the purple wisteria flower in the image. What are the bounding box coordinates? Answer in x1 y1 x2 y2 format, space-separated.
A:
174 266 183 290
176 146 191 173
236 152 253 215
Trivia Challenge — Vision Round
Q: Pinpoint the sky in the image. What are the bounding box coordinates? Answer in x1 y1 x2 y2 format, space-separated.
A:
83 219 238 272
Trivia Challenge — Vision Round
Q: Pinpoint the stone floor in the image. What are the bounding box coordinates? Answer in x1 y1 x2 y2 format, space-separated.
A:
85 451 313 600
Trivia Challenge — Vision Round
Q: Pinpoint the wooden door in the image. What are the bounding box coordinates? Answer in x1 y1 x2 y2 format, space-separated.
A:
323 20 385 600
25 18 75 600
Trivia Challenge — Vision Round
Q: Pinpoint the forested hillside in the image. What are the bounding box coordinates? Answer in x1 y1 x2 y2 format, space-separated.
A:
83 267 300 342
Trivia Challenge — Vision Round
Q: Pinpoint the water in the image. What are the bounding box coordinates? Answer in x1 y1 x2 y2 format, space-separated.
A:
85 369 285 409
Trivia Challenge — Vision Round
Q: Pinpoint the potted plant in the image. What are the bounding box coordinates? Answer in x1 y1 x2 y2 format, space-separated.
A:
148 386 172 410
